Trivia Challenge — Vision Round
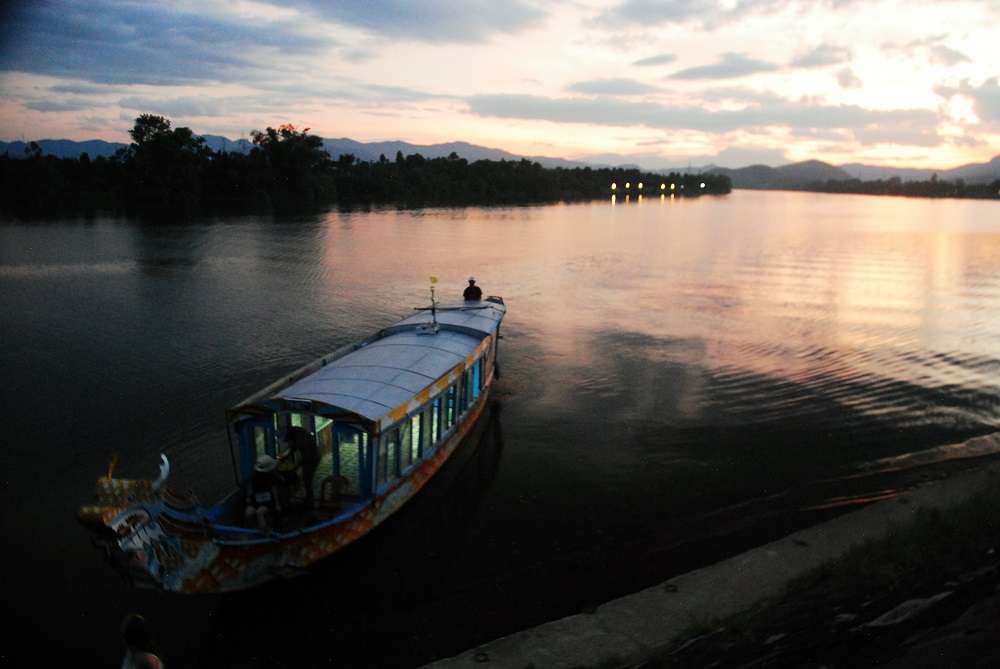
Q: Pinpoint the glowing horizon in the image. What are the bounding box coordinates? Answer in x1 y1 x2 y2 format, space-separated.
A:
0 0 998 169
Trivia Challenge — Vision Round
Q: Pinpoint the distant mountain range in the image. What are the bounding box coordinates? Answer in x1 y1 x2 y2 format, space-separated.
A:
0 135 586 169
2 136 998 187
706 156 1000 188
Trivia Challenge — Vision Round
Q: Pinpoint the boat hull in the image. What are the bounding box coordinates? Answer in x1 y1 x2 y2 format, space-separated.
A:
83 385 493 593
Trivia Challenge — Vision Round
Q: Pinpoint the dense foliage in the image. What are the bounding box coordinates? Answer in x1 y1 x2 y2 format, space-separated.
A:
794 175 1000 200
0 115 730 218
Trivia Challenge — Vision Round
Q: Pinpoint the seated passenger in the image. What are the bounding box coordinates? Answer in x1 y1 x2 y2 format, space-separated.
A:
463 275 482 301
244 454 282 531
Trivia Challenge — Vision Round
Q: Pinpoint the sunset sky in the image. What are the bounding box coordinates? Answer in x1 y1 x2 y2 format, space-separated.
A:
1 0 998 168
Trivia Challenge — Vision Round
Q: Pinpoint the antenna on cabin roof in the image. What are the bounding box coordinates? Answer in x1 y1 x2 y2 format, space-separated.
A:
429 276 438 327
417 276 440 335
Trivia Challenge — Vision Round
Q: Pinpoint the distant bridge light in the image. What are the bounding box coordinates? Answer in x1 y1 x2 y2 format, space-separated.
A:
625 182 630 189
638 182 643 190
611 182 617 190
670 183 675 190
660 183 666 190
700 182 706 188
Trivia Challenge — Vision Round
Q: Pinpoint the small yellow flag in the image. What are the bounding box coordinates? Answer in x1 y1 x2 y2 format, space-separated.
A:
429 275 438 284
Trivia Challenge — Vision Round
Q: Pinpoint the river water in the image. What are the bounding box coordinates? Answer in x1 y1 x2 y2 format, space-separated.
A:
2 190 999 666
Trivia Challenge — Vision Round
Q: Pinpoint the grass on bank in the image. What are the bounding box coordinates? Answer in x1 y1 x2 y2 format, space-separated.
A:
658 470 1000 665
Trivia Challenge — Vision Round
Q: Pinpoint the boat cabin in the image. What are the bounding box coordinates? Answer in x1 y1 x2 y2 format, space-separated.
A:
225 299 504 525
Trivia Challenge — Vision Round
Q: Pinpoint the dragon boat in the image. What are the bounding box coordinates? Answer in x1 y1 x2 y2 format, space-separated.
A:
78 294 506 592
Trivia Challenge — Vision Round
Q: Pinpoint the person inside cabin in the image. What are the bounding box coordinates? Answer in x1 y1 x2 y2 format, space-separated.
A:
245 454 282 531
280 425 321 509
120 613 165 669
463 275 482 301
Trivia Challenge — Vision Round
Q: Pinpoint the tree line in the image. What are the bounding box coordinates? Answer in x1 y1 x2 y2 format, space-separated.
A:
0 115 731 218
791 175 1000 200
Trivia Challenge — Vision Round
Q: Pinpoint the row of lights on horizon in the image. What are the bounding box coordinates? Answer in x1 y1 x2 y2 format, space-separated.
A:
610 181 706 191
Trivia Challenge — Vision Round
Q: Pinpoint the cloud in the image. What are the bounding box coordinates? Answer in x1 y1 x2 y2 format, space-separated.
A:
49 82 124 95
274 0 544 43
118 96 232 118
939 78 1000 124
632 53 677 67
836 68 862 89
709 145 790 167
791 44 851 68
567 78 658 95
928 45 970 66
600 0 861 30
23 99 99 112
668 52 778 80
341 48 376 64
578 144 790 169
0 0 329 85
882 34 970 66
465 92 941 146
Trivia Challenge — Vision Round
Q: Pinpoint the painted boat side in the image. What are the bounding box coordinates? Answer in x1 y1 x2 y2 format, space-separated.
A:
178 383 494 593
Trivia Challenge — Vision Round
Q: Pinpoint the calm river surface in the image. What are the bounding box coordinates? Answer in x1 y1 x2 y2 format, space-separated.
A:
2 190 1000 666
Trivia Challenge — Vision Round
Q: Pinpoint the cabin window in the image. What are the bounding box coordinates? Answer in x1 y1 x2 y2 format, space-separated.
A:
336 427 366 497
472 360 482 399
431 397 441 444
376 436 387 486
379 429 399 488
410 413 422 461
446 384 457 429
313 417 334 489
400 420 414 470
253 426 269 458
458 373 468 413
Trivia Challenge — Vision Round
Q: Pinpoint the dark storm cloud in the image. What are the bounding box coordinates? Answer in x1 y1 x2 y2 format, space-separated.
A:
567 78 659 95
0 0 329 85
668 53 779 80
274 0 545 43
465 92 941 145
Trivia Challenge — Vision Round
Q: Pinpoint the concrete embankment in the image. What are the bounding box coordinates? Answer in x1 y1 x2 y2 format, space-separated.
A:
426 435 1000 669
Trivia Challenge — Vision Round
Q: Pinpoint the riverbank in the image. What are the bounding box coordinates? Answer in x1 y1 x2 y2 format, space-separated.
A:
426 434 1000 669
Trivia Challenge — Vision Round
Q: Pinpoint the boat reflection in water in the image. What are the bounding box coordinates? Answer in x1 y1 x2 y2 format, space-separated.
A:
77 295 506 593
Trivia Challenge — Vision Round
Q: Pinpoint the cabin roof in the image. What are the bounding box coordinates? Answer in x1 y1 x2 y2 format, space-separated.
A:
247 300 505 423
393 300 505 336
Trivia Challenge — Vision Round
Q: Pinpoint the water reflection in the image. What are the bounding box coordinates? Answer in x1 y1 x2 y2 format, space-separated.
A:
2 191 1000 665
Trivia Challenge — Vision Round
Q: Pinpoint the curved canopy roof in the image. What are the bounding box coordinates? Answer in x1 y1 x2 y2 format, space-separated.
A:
234 300 505 424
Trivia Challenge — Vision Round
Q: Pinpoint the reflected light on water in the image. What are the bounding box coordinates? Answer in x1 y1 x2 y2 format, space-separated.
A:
3 190 1000 667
